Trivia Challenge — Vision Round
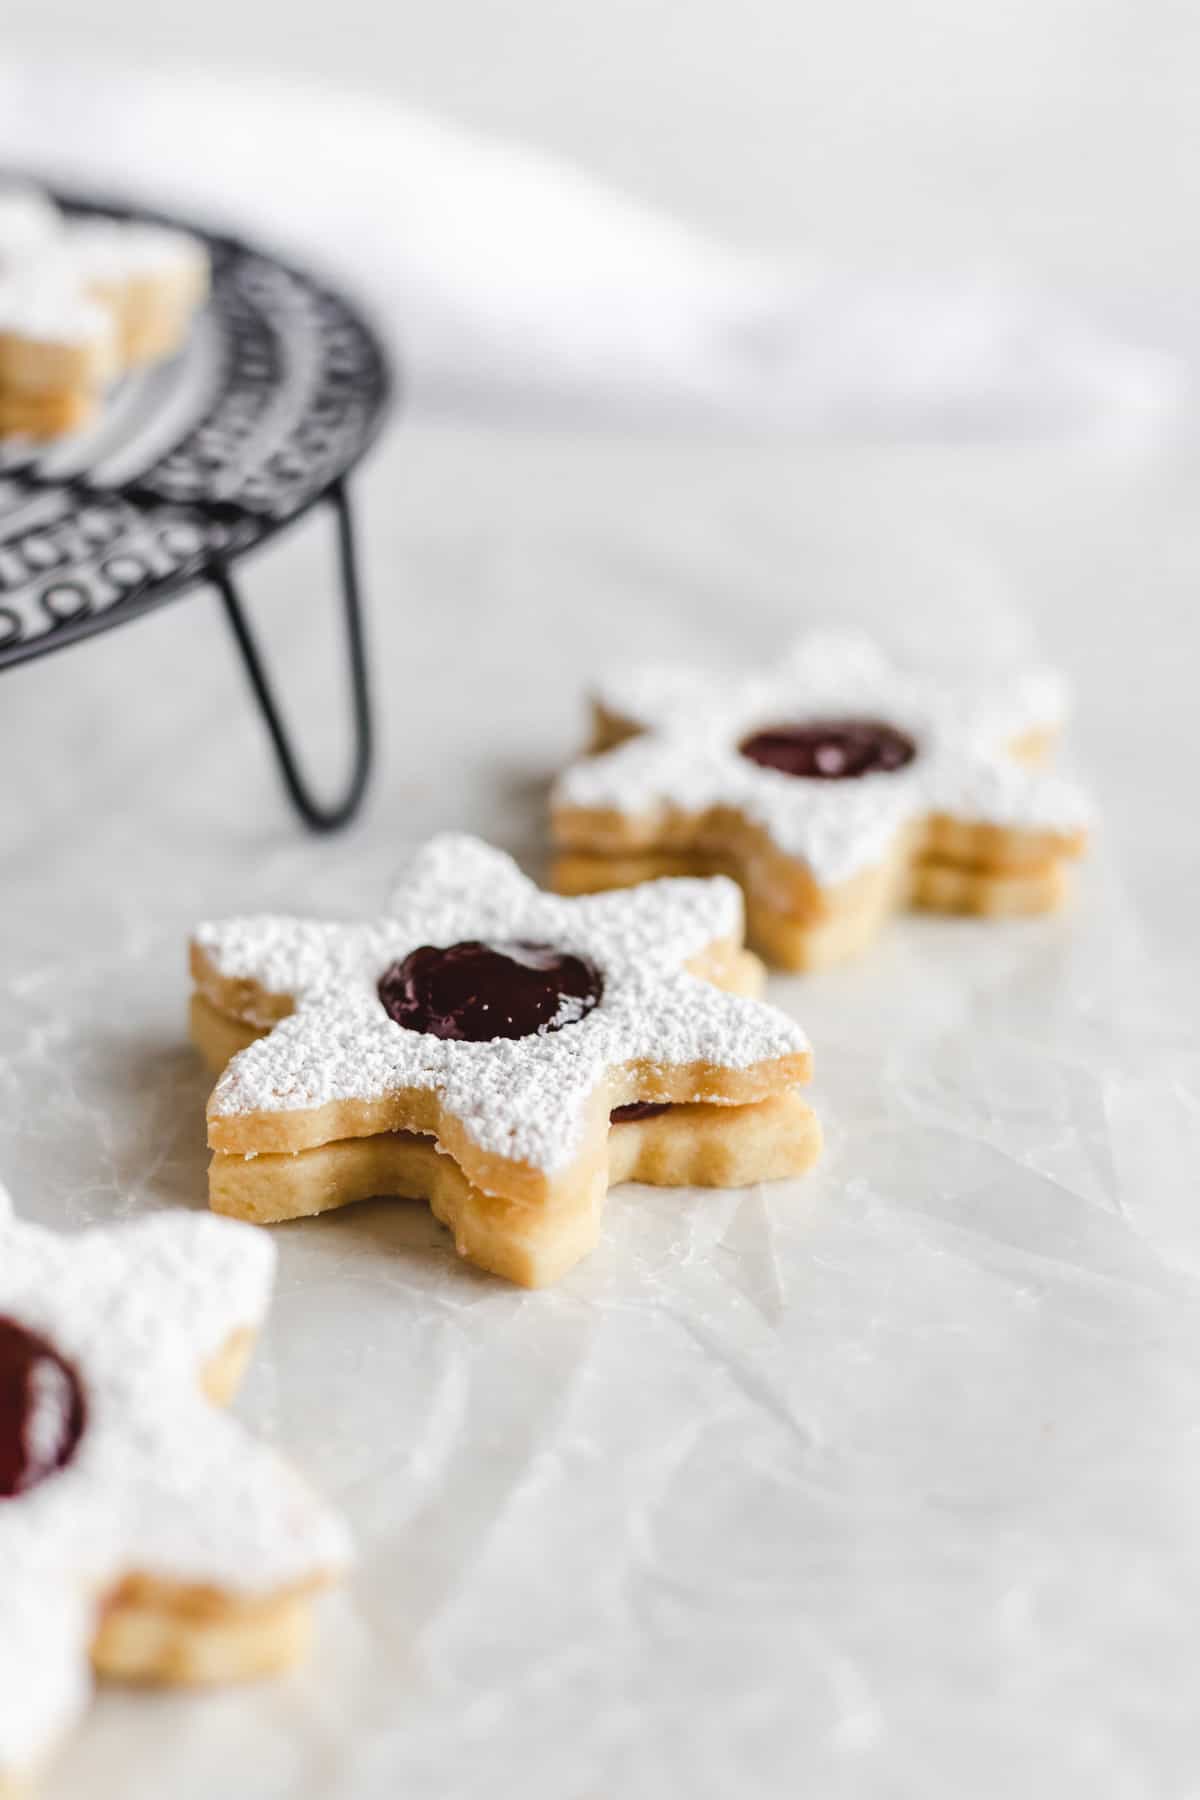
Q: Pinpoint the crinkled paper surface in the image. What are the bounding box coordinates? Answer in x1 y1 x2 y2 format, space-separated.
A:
3 431 1198 1799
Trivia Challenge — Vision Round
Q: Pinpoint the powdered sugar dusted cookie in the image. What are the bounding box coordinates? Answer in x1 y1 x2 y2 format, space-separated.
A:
551 632 1092 971
0 270 117 438
190 834 819 1287
0 187 209 441
62 218 209 366
0 1205 349 1795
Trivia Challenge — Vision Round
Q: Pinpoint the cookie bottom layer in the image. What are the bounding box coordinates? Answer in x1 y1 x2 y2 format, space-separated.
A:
91 1579 315 1686
91 1330 330 1685
210 1092 822 1288
0 385 97 438
552 846 1071 972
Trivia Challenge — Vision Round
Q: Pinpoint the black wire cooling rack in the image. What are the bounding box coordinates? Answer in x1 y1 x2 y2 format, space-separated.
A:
0 182 393 830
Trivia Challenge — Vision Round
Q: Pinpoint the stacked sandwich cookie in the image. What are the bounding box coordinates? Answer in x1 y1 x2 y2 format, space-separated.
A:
551 632 1092 970
189 834 822 1288
0 1191 348 1797
0 183 208 440
0 274 117 438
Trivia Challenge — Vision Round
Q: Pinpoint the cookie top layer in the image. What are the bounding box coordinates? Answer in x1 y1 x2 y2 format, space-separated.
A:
0 268 116 349
554 632 1091 885
197 834 810 1174
0 1207 350 1776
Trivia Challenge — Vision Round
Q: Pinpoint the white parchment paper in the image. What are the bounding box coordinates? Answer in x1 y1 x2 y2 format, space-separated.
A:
2 431 1197 1799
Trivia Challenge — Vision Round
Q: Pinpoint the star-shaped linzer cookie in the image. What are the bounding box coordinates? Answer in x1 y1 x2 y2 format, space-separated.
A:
550 632 1093 971
190 835 820 1289
0 186 208 439
0 1195 349 1796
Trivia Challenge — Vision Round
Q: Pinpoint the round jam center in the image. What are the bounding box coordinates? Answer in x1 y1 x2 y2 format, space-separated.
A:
378 940 603 1042
610 1102 672 1123
739 719 917 780
0 1318 86 1499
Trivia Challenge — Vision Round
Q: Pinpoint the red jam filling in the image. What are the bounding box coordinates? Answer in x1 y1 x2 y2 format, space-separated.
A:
0 1318 85 1499
379 940 603 1042
739 719 916 780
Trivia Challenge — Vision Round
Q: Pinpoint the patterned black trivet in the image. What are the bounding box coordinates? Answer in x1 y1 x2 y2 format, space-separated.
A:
0 181 393 829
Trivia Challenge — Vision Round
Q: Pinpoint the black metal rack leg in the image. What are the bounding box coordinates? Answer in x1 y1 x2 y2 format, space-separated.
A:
211 482 373 832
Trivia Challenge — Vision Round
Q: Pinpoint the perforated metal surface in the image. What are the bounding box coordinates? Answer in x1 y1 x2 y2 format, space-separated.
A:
0 184 392 670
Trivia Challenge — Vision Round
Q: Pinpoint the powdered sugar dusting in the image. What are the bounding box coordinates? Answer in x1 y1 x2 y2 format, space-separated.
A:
0 267 114 350
557 632 1091 884
198 835 810 1173
62 218 208 290
0 1207 351 1779
0 188 206 364
0 184 62 271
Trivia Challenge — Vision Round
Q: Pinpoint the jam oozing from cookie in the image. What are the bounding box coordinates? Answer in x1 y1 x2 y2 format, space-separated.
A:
0 1318 86 1499
379 940 603 1042
739 719 917 780
610 1102 672 1123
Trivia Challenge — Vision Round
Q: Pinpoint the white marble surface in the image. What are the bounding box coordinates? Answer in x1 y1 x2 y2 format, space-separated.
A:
4 425 1200 1797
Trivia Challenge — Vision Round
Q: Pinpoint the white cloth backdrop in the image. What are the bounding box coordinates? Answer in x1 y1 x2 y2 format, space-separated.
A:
0 54 1181 437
